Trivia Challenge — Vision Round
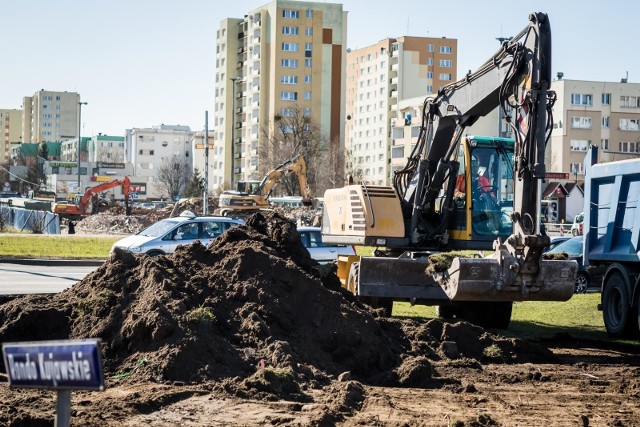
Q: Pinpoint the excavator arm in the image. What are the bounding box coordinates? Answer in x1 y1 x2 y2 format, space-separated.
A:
78 176 131 213
258 154 312 203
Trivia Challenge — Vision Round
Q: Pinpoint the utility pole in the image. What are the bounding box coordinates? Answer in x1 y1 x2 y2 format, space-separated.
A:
203 111 209 215
77 101 88 191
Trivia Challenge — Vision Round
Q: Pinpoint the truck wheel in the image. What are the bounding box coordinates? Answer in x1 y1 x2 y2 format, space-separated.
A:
574 273 589 294
602 273 631 337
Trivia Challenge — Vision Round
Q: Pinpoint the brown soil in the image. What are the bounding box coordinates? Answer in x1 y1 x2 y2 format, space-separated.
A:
1 211 639 426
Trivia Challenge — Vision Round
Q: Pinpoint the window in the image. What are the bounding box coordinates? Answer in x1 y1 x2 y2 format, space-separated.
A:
428 44 434 52
282 26 299 35
602 115 609 128
619 118 640 131
439 73 453 81
283 10 299 18
306 9 313 18
601 139 609 150
281 75 298 84
620 96 640 108
570 139 589 151
428 58 433 66
282 42 298 51
602 93 611 105
619 141 640 153
439 59 452 67
571 116 592 129
426 85 433 93
427 71 433 79
570 162 584 175
303 108 311 117
280 107 294 117
304 58 312 68
281 91 298 101
439 46 452 54
304 75 311 83
305 27 312 36
281 58 298 68
570 93 593 106
304 91 311 100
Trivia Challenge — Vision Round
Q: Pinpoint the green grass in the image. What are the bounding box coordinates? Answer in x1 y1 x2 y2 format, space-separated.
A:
0 235 120 258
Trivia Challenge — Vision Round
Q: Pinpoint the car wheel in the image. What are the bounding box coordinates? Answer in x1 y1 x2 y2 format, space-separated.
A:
571 229 578 237
146 250 164 257
602 273 632 337
574 273 589 294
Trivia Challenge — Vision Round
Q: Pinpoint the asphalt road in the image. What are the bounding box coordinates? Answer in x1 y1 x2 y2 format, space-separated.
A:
0 260 101 295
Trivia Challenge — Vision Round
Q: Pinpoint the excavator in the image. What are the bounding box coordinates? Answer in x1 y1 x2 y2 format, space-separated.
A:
321 12 577 328
217 154 313 216
54 176 131 220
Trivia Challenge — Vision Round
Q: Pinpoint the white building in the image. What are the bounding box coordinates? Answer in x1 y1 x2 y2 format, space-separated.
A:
125 125 195 199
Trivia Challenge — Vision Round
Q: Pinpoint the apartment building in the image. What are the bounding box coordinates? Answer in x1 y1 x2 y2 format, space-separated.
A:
345 36 457 185
124 125 194 199
0 109 22 163
549 78 640 179
22 90 80 144
86 134 126 163
213 0 346 189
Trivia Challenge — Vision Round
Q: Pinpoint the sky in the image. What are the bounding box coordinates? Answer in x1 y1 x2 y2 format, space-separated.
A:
1 0 637 138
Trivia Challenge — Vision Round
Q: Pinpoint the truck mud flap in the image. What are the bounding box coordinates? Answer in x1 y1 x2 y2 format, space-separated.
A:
350 257 449 300
436 257 577 302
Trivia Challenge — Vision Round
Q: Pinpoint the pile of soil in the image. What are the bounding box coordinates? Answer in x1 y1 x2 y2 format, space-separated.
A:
0 212 556 401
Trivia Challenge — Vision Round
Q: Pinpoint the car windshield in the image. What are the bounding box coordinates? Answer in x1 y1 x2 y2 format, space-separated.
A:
548 236 582 256
137 219 182 237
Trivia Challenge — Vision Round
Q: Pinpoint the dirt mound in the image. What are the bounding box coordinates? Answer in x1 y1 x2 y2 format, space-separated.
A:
0 211 556 399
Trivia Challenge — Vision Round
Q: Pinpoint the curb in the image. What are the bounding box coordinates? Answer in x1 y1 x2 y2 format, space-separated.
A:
0 258 105 267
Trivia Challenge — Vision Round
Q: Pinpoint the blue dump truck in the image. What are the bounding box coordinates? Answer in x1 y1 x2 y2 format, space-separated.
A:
584 146 640 338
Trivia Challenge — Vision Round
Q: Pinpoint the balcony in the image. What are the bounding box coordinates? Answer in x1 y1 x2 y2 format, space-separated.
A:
235 137 242 144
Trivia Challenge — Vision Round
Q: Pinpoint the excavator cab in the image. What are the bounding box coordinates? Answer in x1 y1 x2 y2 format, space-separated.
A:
446 136 514 249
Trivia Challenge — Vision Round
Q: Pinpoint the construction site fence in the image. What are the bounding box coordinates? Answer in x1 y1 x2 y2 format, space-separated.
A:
0 206 61 234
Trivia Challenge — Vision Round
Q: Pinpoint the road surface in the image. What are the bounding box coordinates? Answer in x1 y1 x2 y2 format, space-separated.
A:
0 261 99 294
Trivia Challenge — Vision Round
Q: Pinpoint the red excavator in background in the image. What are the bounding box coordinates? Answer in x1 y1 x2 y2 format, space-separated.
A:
54 176 132 221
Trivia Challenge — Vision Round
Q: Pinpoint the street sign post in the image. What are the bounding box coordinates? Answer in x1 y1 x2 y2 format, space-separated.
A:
2 339 105 427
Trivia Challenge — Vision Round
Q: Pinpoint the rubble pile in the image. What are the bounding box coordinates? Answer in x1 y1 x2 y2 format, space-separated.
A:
0 212 556 400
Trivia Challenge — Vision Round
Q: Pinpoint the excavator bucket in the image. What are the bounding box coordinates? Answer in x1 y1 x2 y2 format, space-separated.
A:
435 256 577 302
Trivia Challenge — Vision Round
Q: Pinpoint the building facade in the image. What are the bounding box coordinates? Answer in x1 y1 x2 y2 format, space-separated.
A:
0 109 22 163
213 0 346 190
345 36 458 185
125 124 195 199
87 134 126 163
22 90 81 144
549 78 640 179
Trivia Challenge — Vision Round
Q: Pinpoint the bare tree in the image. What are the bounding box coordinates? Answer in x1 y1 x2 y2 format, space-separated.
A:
259 104 328 197
155 157 193 201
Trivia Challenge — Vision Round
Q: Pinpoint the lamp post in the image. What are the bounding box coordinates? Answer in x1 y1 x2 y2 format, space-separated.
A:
77 101 88 191
230 77 240 190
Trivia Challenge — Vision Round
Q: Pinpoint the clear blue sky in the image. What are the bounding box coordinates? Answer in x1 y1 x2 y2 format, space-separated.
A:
0 0 636 138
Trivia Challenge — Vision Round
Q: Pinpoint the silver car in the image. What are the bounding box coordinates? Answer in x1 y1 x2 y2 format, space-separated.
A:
112 211 244 256
298 226 356 264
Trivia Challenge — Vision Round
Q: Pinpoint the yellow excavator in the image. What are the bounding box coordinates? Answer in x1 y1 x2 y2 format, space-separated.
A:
217 154 312 216
322 12 577 328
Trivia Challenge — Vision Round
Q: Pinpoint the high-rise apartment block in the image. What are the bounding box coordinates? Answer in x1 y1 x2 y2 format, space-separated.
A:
213 0 346 189
0 109 22 163
345 36 457 185
22 90 81 144
549 78 640 178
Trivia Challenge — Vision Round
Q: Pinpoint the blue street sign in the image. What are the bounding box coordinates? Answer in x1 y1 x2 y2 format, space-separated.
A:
130 192 138 199
2 339 104 391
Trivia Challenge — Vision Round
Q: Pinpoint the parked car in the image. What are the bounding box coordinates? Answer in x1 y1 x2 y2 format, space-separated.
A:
545 236 604 293
571 212 584 236
297 226 356 264
544 236 571 253
112 211 244 256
